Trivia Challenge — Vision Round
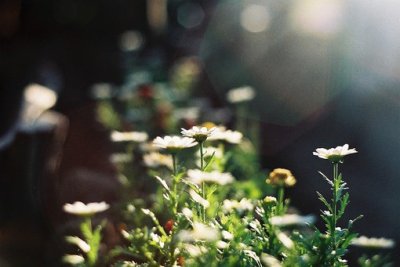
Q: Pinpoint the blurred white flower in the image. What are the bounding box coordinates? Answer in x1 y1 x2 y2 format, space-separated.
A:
261 253 282 267
174 107 200 121
150 232 165 248
62 254 85 265
153 136 196 153
189 189 210 208
222 230 234 241
186 169 235 185
65 236 90 253
144 152 173 169
181 126 215 142
222 199 254 213
63 201 110 216
226 86 255 103
208 126 243 144
264 196 277 204
178 222 220 242
351 236 395 249
183 244 208 257
121 229 131 240
277 232 294 249
182 207 193 219
24 83 57 110
111 131 148 142
313 144 357 163
270 214 316 226
216 240 229 249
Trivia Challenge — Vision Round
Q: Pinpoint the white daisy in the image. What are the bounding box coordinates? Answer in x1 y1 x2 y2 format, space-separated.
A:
152 136 196 153
313 144 357 163
63 201 110 216
181 126 215 143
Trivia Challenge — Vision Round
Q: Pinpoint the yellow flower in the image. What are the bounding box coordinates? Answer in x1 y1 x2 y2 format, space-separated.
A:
266 168 296 187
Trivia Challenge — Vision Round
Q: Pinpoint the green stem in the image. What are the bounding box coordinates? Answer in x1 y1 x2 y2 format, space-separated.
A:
172 154 177 176
331 163 339 253
199 141 206 222
171 154 178 216
84 217 96 267
277 186 285 215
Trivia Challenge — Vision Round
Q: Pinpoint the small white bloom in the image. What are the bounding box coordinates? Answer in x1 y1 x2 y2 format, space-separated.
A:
65 236 90 253
143 152 173 169
189 189 210 208
216 240 229 249
264 196 277 204
150 232 165 248
62 254 85 265
277 232 294 249
182 207 193 219
222 230 234 241
237 198 254 213
313 144 357 163
184 244 208 257
153 136 196 153
178 222 219 242
226 85 255 103
351 236 395 249
111 131 148 143
121 229 131 240
208 126 243 144
181 126 215 142
186 169 235 185
261 253 282 267
222 199 254 213
63 201 110 216
270 214 316 226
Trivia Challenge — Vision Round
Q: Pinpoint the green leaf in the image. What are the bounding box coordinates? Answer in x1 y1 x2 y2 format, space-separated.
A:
317 192 332 212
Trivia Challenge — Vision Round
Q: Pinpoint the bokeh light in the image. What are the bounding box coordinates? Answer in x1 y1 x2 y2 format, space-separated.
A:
240 4 271 33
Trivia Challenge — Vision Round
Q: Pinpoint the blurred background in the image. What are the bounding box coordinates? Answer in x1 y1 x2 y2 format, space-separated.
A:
0 0 399 265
